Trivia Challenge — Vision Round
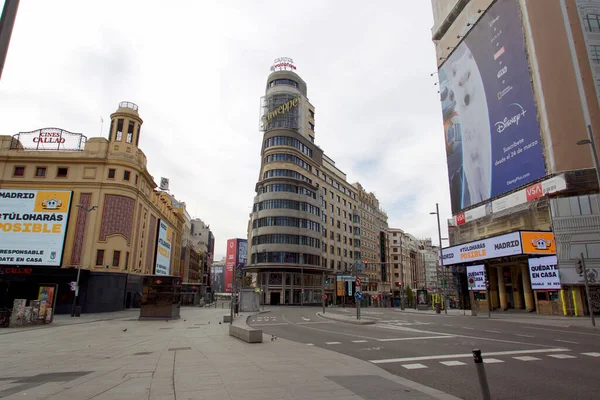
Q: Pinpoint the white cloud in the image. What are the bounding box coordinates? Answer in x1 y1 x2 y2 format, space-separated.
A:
0 0 452 259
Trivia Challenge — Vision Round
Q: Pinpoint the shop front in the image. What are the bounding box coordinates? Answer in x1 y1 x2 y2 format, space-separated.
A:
253 269 325 306
442 230 562 315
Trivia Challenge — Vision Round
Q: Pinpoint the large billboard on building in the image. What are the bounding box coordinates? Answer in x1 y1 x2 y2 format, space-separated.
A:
259 93 303 132
11 128 87 151
237 239 248 266
0 190 72 266
438 0 546 214
225 239 238 293
155 219 173 275
528 255 561 290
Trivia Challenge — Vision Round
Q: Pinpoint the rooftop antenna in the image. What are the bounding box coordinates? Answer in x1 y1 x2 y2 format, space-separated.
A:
100 116 104 136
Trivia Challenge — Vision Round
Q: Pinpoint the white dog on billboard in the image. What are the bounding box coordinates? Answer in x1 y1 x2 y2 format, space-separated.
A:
449 45 492 206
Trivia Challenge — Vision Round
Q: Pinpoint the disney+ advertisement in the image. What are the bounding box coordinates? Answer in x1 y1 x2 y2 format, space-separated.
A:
438 0 546 214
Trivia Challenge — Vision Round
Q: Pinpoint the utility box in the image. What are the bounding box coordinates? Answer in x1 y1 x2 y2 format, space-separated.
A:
239 288 260 312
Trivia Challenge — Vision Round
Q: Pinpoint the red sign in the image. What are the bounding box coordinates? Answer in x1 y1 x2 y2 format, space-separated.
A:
225 239 238 293
321 294 327 300
456 212 466 225
526 182 543 202
355 277 361 286
0 267 32 275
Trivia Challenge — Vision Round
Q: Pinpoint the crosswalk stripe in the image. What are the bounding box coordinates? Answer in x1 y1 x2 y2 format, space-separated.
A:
483 358 504 364
306 343 314 346
402 363 428 370
582 352 600 357
440 360 466 366
325 341 341 345
352 340 368 343
513 356 541 361
548 354 576 359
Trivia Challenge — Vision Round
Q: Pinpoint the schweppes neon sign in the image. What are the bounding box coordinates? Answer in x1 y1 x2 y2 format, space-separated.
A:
261 96 301 127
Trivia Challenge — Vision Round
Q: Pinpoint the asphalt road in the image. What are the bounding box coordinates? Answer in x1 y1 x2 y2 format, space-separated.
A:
248 306 600 400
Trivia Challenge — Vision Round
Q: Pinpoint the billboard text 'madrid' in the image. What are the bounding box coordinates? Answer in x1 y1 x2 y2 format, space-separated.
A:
0 190 72 266
438 0 546 214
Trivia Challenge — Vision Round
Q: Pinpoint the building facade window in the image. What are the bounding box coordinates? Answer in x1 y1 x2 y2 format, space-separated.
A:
35 167 46 177
116 119 124 141
252 234 321 248
268 78 299 88
57 167 68 178
252 217 321 232
264 136 312 157
590 45 600 64
96 250 104 266
584 13 600 33
253 199 320 216
258 183 316 199
264 153 312 172
112 250 121 267
263 169 312 183
124 170 131 181
13 166 25 176
127 121 134 143
251 252 320 266
108 168 116 179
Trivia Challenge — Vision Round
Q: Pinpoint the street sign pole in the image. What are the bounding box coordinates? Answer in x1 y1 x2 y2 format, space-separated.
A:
355 276 362 320
580 253 596 327
468 277 477 317
322 271 325 314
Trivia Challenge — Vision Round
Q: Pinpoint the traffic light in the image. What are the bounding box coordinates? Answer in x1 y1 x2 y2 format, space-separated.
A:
325 278 330 284
364 260 368 267
395 281 402 287
576 260 584 275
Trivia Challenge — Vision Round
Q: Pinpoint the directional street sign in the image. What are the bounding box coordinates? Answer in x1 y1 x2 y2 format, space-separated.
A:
354 291 364 301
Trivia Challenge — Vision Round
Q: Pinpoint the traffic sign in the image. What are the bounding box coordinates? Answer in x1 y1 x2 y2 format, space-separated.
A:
355 277 361 286
321 294 328 300
354 291 364 301
468 277 476 288
255 287 261 293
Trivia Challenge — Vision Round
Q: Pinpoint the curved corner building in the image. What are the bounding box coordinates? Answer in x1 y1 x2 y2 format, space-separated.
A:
247 67 328 306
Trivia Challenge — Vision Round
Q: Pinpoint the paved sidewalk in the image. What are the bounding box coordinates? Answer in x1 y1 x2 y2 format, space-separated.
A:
0 307 460 400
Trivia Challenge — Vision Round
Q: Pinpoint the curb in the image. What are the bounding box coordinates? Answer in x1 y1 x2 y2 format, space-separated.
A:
317 312 376 325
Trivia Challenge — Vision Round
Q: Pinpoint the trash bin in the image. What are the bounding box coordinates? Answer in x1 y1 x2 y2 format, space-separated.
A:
435 303 441 314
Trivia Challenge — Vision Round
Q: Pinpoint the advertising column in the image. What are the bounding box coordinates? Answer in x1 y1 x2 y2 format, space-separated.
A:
225 239 238 293
155 220 173 275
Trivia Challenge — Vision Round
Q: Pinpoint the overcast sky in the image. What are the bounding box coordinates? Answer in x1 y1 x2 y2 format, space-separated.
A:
0 0 451 260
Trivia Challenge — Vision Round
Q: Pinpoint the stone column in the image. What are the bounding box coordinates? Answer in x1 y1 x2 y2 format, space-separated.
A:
513 266 524 309
521 264 535 312
489 267 498 310
497 266 508 310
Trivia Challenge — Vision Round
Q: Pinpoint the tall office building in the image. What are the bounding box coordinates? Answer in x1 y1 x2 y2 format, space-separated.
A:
432 0 600 315
246 59 386 305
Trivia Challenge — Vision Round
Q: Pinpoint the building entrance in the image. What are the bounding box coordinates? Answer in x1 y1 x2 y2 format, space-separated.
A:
270 292 280 305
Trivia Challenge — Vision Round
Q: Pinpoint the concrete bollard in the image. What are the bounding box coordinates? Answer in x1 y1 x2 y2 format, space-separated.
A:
472 349 491 400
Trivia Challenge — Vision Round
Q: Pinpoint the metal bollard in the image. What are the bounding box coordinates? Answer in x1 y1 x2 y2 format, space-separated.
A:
472 349 491 400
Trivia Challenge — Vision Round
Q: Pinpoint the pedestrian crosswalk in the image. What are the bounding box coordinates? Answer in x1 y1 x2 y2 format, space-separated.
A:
394 353 596 370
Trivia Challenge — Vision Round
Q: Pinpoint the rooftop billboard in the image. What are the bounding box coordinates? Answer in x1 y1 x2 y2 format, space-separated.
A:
439 0 546 215
0 190 72 266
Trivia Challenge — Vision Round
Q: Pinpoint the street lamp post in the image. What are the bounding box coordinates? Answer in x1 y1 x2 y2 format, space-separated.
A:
431 203 447 315
0 0 20 81
71 204 97 317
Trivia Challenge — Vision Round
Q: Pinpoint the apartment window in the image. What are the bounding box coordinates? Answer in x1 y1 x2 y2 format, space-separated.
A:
96 250 104 266
394 273 400 278
343 236 347 244
13 166 25 177
591 45 600 65
343 199 346 206
57 167 68 178
309 122 315 131
135 174 139 184
343 211 347 218
108 168 116 179
116 119 124 141
337 247 341 256
584 13 600 33
112 250 121 267
336 207 341 216
330 245 334 254
35 167 47 177
124 170 131 181
323 188 327 195
337 195 340 203
125 252 130 270
331 192 334 200
330 204 334 212
336 233 341 242
330 217 334 225
330 259 335 268
393 232 397 237
337 220 341 229
330 231 334 240
349 251 353 258
309 109 315 118
394 255 399 260
344 249 347 257
127 121 134 143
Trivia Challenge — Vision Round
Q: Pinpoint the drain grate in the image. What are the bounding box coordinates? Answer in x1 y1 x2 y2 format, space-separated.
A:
168 347 192 352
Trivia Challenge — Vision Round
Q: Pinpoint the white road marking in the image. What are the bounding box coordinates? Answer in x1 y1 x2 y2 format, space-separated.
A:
325 341 342 345
554 339 579 344
296 321 333 325
515 334 534 338
462 327 475 330
582 352 600 357
377 336 456 342
485 330 501 333
513 356 541 361
306 343 314 346
301 317 310 321
442 324 453 327
369 348 570 364
352 340 368 343
250 323 289 327
402 363 428 370
523 326 600 337
483 358 504 364
440 361 466 366
547 354 577 359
